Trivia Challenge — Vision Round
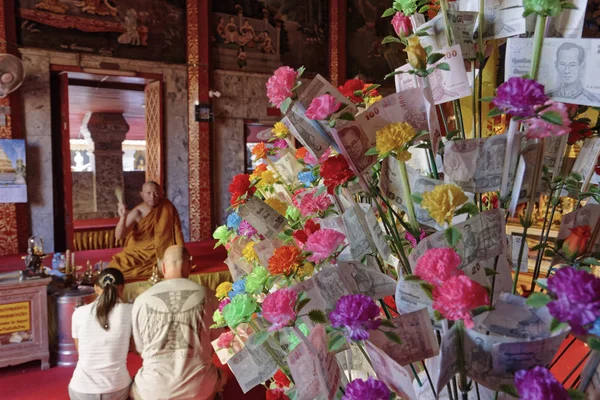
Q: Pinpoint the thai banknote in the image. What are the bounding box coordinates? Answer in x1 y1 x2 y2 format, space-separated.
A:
459 0 525 40
238 196 287 240
418 10 478 59
341 203 391 261
523 0 587 39
283 101 333 159
571 137 600 192
274 149 302 185
579 351 600 397
365 341 419 399
506 38 600 107
395 45 472 105
298 74 357 117
338 260 397 300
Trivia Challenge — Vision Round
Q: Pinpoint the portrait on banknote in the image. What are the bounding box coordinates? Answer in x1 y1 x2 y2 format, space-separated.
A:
334 122 376 173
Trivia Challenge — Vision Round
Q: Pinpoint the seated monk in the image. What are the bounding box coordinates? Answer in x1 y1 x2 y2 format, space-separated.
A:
109 181 184 280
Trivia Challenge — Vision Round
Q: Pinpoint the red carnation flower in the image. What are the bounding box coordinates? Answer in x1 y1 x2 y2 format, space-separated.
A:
273 370 291 389
319 155 355 194
293 219 321 247
568 121 592 145
229 174 256 207
266 388 289 400
338 79 365 104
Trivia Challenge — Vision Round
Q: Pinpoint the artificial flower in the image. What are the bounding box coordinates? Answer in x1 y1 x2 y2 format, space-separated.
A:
343 377 391 400
524 101 571 140
222 293 257 329
432 275 489 328
213 225 233 248
305 94 341 120
216 331 235 349
405 35 427 70
304 229 346 263
514 366 569 400
218 297 231 312
394 0 418 15
481 193 499 209
239 220 257 237
256 170 277 190
216 281 233 300
298 170 318 187
272 122 289 138
414 247 464 286
547 266 600 335
362 83 379 98
266 66 297 108
304 148 332 165
273 370 291 388
365 95 383 108
330 294 382 341
266 388 290 400
298 188 332 216
568 121 592 145
268 245 302 276
297 261 315 278
226 213 242 230
228 278 246 298
561 225 591 261
492 77 548 118
250 163 268 180
589 317 600 336
295 147 309 160
265 197 288 216
523 0 563 17
245 265 269 294
262 288 298 331
375 122 415 160
338 79 365 104
229 174 256 207
286 205 302 221
392 12 412 37
242 241 259 263
213 309 225 325
287 321 310 350
252 142 268 160
421 184 468 226
405 229 427 248
273 139 288 149
320 155 355 194
293 219 321 247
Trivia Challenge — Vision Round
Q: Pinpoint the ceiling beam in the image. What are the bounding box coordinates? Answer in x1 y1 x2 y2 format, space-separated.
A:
68 79 146 92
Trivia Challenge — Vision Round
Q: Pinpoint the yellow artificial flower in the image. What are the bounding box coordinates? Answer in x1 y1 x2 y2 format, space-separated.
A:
421 184 468 227
265 197 288 216
297 262 315 279
216 281 233 300
256 170 277 189
405 35 427 70
272 122 289 139
365 95 383 108
242 241 259 263
375 122 415 161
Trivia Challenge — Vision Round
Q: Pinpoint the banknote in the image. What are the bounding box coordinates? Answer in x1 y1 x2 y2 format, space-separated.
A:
507 143 540 216
506 38 600 107
395 277 434 318
238 196 287 240
395 45 472 105
579 351 600 396
365 341 418 400
283 101 333 159
431 324 461 395
444 133 520 194
338 260 397 300
544 133 569 180
253 238 282 268
335 344 375 376
226 237 254 279
418 10 478 60
274 149 302 185
506 234 529 273
342 203 391 260
368 309 439 367
481 294 554 339
571 137 600 192
287 324 341 400
459 0 525 40
523 0 586 39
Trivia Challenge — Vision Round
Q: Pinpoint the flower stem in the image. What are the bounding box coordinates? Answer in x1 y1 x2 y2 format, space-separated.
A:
398 160 419 233
357 342 374 369
455 321 470 399
530 15 548 80
249 320 293 383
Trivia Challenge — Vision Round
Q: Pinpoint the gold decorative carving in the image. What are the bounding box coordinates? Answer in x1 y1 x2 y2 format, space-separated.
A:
329 1 339 87
144 80 162 184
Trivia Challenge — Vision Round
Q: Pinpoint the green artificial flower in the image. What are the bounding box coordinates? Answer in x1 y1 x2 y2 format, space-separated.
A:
213 225 232 248
393 0 417 15
287 321 310 351
245 266 269 294
213 309 225 326
286 205 302 222
222 294 257 329
523 0 562 17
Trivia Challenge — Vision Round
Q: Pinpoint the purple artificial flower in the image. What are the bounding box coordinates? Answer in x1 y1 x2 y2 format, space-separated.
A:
514 366 569 400
405 229 427 248
547 266 600 335
273 138 288 149
342 377 391 400
238 220 257 237
492 77 549 118
329 294 382 341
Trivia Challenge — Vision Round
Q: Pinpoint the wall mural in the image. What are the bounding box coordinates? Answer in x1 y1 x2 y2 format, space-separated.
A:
211 0 329 76
17 0 186 63
346 0 405 85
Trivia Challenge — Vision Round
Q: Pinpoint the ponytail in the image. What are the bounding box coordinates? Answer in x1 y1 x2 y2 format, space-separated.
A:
94 268 125 331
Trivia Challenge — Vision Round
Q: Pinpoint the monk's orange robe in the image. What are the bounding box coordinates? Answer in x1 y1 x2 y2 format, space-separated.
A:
109 198 184 280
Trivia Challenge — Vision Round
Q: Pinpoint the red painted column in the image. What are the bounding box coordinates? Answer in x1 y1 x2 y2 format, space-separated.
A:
329 0 347 87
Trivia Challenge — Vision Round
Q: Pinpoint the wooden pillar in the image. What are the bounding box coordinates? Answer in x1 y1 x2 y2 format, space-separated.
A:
187 0 213 241
329 0 347 87
0 0 28 255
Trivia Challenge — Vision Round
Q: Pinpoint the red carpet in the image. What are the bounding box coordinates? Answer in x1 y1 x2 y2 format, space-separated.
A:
0 353 265 399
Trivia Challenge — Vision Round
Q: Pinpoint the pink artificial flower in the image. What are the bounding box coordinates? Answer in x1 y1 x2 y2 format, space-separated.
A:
305 94 342 120
304 148 332 165
524 101 571 140
299 188 332 217
266 66 298 108
391 12 412 37
273 139 288 149
405 229 427 248
217 331 235 349
218 297 231 312
262 288 298 331
304 229 346 263
414 247 464 286
432 275 489 328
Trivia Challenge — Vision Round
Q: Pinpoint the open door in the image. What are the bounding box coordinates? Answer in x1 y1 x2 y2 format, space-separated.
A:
59 73 74 250
144 80 163 186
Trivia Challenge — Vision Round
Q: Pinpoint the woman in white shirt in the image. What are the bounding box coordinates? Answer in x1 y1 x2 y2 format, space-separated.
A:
69 268 133 400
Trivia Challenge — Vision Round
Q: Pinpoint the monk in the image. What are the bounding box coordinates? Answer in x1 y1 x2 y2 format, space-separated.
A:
109 181 184 280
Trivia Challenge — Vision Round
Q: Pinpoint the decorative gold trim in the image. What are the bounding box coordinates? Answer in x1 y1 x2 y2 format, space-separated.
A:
329 0 339 87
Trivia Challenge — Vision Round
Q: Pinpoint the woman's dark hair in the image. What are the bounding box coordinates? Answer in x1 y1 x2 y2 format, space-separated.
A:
95 268 125 331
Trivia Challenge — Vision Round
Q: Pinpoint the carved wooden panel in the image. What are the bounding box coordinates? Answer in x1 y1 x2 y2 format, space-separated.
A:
144 80 163 186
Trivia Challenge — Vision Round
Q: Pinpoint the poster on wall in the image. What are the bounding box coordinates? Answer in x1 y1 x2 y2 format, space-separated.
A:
0 139 27 203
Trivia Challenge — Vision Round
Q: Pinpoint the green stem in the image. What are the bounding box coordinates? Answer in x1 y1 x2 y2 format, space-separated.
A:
357 342 374 369
427 147 439 179
530 15 548 80
456 321 469 399
398 160 419 232
410 363 423 387
453 100 466 139
530 189 558 292
440 0 453 46
249 320 292 383
489 255 500 304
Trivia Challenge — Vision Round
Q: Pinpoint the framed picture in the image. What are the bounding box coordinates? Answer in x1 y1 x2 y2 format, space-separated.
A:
0 139 27 203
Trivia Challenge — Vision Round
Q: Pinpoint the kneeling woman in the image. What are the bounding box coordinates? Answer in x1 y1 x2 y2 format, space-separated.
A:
69 268 133 400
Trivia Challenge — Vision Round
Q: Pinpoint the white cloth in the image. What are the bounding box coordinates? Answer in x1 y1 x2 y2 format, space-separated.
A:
131 278 222 400
69 301 133 394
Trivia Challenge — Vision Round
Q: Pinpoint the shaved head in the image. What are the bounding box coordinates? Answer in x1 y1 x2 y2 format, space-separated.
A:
141 181 162 208
161 245 190 279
